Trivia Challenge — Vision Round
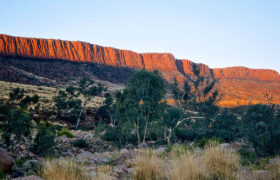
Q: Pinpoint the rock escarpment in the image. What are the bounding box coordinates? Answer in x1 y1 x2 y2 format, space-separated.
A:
1 34 280 106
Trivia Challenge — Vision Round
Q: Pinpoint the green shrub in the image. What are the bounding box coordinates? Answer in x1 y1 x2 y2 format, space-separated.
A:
239 146 258 166
31 121 56 157
242 105 280 157
95 120 106 135
15 158 25 167
0 170 6 180
101 126 119 142
211 110 239 142
53 124 63 131
58 128 75 138
1 107 33 147
194 137 224 148
72 139 89 149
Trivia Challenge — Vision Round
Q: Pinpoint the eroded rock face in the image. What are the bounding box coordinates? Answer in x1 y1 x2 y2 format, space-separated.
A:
2 34 279 81
1 34 280 106
0 34 177 72
213 67 280 82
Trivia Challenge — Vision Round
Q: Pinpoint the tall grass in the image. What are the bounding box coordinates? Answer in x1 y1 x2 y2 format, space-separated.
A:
41 158 89 180
40 145 242 180
132 150 166 180
266 157 280 179
169 152 208 180
41 158 114 180
133 144 240 180
204 146 240 180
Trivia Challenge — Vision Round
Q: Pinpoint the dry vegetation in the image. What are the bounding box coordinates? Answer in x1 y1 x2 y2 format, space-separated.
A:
266 157 280 179
34 144 280 180
41 158 89 180
132 150 166 180
132 144 240 180
0 80 105 108
40 158 113 180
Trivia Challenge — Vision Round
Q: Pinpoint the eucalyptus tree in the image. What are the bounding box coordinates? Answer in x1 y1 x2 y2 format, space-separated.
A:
54 78 105 129
114 69 166 144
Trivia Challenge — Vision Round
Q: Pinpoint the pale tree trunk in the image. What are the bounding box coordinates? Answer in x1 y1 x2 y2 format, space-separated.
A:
163 126 167 141
76 100 88 129
76 107 84 129
179 92 186 110
108 110 115 127
142 115 150 143
136 128 141 144
167 128 172 144
135 117 141 144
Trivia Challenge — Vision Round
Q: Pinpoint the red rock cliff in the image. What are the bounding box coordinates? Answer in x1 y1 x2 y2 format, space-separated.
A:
213 67 280 82
1 34 279 81
1 34 280 106
0 34 179 72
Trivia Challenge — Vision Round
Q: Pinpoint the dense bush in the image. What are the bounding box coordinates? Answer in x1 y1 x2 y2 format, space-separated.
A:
72 139 89 149
242 105 280 157
0 170 6 180
1 107 33 147
53 78 105 129
100 70 166 146
31 121 56 157
238 146 258 166
0 88 40 149
211 110 239 142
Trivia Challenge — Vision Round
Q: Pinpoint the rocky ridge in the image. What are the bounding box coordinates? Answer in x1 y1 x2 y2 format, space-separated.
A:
0 34 280 106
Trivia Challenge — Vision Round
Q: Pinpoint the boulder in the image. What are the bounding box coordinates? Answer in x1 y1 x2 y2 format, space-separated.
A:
77 151 101 165
120 148 129 155
115 149 133 165
219 143 230 148
231 141 244 150
102 157 111 164
113 164 127 177
0 147 15 173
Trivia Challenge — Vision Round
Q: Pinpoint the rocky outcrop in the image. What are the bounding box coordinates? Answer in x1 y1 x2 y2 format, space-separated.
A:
0 34 178 72
1 34 279 81
1 34 280 106
0 147 15 174
213 67 280 82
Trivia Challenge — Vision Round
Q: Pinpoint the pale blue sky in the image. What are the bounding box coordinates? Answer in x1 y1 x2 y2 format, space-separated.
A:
0 0 279 72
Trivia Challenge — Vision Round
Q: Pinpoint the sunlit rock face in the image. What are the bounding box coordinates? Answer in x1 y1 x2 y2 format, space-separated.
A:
1 34 280 107
213 67 280 82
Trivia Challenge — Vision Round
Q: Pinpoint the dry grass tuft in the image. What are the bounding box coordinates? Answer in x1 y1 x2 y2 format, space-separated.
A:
41 158 89 180
132 150 166 180
169 152 208 180
204 146 240 180
266 157 280 179
95 165 112 174
133 144 241 180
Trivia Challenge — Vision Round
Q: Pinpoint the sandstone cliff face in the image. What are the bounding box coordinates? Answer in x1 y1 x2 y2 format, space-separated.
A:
1 34 280 106
1 34 279 82
0 34 178 72
212 67 280 82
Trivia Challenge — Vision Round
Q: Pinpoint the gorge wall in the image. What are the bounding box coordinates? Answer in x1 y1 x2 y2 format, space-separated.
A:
1 34 280 106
